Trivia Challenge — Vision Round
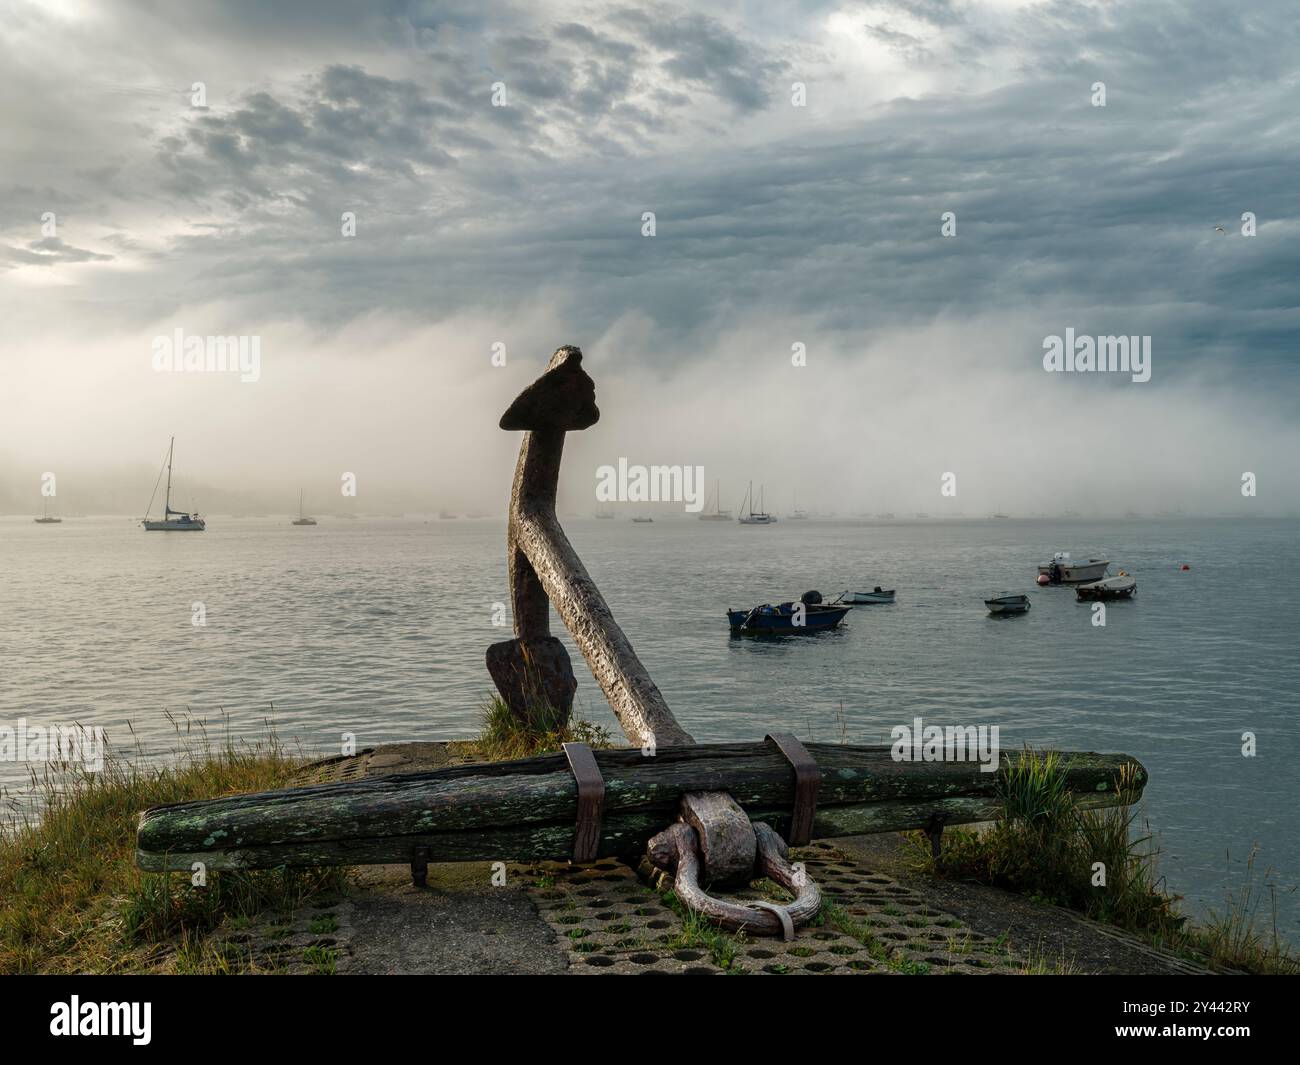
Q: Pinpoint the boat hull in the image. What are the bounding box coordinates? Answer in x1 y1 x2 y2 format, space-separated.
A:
1037 559 1109 583
842 590 895 604
985 596 1030 614
143 519 206 531
728 604 850 633
1076 577 1136 601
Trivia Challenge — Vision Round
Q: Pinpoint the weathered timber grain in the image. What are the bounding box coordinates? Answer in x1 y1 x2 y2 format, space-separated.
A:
135 743 1146 870
137 790 1137 873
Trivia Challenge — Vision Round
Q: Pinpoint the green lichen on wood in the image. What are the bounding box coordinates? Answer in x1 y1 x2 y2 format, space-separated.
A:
136 743 1147 872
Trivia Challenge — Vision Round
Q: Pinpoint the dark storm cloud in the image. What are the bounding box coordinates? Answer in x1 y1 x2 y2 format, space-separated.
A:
607 3 788 112
4 0 1298 388
4 0 1299 519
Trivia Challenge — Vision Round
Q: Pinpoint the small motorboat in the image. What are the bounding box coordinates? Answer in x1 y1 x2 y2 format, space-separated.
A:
631 516 654 523
728 591 850 633
1076 572 1137 600
985 593 1031 615
841 587 896 604
1038 552 1109 583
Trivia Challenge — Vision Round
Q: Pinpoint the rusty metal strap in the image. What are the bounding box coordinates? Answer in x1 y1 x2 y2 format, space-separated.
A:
765 733 820 847
562 742 605 864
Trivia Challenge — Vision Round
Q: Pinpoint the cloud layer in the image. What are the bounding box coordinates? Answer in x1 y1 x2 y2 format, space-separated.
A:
2 0 1297 514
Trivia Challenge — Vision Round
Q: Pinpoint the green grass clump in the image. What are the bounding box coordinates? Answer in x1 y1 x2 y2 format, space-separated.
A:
660 890 744 971
476 694 611 761
905 749 1297 976
0 716 343 974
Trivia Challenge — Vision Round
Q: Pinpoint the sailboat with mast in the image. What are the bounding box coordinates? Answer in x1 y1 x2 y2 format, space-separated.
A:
292 489 318 526
698 479 732 521
737 481 776 525
34 497 62 524
142 437 206 531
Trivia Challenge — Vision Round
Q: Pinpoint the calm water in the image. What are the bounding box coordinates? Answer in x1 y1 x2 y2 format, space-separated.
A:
3 515 1296 937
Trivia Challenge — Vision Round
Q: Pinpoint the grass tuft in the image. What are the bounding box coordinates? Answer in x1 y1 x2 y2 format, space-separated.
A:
0 715 342 974
475 694 612 761
904 748 1297 975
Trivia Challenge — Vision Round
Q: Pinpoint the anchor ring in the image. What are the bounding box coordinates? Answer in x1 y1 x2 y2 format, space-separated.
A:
646 821 821 939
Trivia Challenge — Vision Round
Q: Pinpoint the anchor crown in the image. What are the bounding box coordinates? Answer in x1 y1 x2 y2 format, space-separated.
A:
499 345 600 431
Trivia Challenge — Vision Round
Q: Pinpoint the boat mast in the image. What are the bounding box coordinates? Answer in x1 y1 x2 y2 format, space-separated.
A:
164 436 174 514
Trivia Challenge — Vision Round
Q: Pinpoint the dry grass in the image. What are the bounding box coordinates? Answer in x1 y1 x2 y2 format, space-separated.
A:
0 715 343 974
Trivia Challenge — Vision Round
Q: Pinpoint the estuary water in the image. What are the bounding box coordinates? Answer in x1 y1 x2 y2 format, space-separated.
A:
2 514 1296 938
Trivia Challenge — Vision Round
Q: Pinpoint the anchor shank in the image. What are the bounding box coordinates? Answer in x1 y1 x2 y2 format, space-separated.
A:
498 347 694 750
509 433 692 748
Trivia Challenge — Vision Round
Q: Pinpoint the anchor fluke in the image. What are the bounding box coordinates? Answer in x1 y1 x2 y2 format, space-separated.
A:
499 345 599 431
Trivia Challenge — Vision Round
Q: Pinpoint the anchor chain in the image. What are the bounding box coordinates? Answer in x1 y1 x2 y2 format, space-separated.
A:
646 821 821 941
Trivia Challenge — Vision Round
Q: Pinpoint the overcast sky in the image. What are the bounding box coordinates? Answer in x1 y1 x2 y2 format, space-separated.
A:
2 0 1297 516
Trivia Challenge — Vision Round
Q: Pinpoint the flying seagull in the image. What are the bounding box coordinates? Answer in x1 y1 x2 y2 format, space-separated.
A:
1214 225 1226 234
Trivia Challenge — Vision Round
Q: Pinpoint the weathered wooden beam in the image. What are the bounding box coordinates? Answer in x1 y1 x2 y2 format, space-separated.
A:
135 789 1140 873
135 744 1146 871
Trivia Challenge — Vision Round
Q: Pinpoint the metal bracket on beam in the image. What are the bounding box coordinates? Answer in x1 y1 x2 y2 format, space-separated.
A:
411 844 430 887
925 813 946 860
766 732 820 847
562 742 605 864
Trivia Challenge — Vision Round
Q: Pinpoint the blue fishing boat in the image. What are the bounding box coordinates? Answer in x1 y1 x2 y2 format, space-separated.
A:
727 591 850 634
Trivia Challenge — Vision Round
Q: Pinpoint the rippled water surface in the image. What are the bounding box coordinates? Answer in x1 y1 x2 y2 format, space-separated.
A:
4 515 1296 937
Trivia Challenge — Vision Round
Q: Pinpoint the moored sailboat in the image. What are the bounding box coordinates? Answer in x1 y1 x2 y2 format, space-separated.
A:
292 490 318 526
737 481 776 524
142 437 205 531
698 479 732 521
35 498 62 524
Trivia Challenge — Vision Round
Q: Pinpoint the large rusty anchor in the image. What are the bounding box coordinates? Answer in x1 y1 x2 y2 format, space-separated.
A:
490 346 820 938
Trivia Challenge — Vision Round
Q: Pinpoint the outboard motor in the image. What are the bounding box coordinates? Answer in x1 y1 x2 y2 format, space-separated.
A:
800 590 823 606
